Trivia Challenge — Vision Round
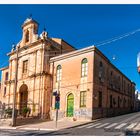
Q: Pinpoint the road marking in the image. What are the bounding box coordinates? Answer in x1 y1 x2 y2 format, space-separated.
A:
105 123 118 129
78 123 95 128
87 123 102 128
133 123 140 131
125 123 137 130
95 123 110 128
114 123 127 129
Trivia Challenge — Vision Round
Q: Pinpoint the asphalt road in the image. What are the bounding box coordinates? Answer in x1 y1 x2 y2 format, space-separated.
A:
1 111 140 136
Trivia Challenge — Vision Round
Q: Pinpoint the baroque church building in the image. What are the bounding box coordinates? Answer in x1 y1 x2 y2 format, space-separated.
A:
0 18 136 120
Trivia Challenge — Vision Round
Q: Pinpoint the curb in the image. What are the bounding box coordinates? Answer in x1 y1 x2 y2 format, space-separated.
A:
39 128 57 131
17 127 56 131
0 119 101 132
0 126 56 131
0 127 17 130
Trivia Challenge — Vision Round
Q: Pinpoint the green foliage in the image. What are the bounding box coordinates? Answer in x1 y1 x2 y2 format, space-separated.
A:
5 107 12 116
22 107 30 117
5 107 18 118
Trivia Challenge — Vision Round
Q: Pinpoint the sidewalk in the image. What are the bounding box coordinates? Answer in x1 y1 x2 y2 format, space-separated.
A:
0 118 96 131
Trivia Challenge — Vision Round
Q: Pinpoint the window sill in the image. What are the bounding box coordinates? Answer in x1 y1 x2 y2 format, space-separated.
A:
80 106 86 108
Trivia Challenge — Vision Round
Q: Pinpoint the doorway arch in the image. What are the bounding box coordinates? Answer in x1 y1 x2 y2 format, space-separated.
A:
67 93 74 117
19 84 28 114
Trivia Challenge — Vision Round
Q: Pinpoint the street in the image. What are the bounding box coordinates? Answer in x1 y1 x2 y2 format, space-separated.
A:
1 111 140 136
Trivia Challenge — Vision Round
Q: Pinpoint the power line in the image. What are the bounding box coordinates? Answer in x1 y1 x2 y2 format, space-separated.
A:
95 28 140 47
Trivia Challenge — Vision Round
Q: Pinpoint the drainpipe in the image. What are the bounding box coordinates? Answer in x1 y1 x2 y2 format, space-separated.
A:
92 51 95 120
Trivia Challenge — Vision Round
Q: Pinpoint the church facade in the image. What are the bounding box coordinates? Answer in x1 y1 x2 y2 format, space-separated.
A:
0 18 136 120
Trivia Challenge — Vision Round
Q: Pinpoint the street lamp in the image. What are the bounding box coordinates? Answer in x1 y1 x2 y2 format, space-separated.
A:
54 81 60 129
12 45 19 127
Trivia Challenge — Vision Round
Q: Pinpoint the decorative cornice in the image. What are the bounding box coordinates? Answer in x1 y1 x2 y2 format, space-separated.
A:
50 45 96 62
7 39 48 56
0 66 9 71
29 71 51 78
4 80 15 85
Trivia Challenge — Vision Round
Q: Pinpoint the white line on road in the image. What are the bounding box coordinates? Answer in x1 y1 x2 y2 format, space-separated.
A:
125 123 138 130
133 123 140 131
104 123 118 129
87 123 102 128
114 123 127 129
78 123 95 128
95 123 110 128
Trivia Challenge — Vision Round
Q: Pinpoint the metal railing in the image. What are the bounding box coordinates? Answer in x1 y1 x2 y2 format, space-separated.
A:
0 102 40 119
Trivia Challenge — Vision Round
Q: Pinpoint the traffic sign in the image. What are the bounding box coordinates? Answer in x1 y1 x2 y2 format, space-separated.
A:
55 94 60 102
55 101 60 109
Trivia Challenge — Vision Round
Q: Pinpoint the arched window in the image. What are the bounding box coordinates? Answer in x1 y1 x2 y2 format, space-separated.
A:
56 65 62 82
25 30 29 43
81 58 88 77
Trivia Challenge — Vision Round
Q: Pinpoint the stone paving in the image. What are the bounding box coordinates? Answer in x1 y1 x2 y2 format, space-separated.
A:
0 117 93 131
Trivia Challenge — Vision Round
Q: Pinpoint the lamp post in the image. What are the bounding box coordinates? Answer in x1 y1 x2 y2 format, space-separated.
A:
55 81 60 129
12 45 19 127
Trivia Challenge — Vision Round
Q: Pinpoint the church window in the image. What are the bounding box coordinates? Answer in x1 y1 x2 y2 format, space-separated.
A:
80 91 86 107
4 87 6 96
5 72 9 81
23 60 28 74
81 58 88 77
25 30 29 43
56 65 62 82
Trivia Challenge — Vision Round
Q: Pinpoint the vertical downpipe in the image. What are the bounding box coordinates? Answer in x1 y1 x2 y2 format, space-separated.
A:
92 50 95 120
41 42 45 118
50 61 54 120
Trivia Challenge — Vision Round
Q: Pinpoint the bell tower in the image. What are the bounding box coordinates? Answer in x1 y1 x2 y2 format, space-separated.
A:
21 17 39 45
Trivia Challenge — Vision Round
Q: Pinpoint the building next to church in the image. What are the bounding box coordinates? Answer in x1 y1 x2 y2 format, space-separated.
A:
0 18 137 121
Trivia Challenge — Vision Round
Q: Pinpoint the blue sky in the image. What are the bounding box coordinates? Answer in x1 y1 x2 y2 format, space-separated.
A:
0 4 140 91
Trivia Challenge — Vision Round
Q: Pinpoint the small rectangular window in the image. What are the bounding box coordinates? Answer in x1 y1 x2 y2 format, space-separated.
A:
23 60 28 74
118 96 120 108
5 72 9 81
98 92 102 107
4 87 6 96
110 95 113 108
80 91 86 107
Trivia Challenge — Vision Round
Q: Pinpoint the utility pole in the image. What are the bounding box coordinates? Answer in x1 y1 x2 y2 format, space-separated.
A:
12 45 19 127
